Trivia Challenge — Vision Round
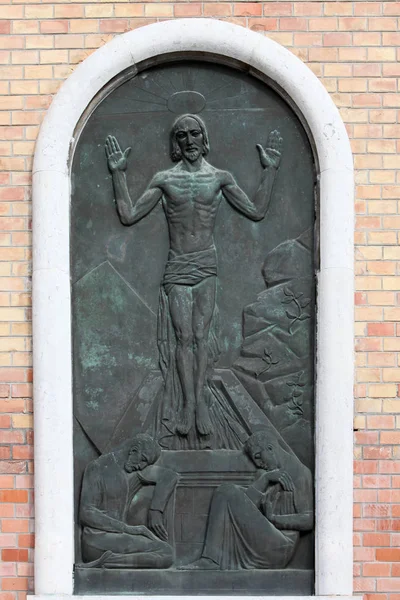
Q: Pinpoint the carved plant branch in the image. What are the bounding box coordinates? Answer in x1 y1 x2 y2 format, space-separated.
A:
282 287 311 334
255 349 279 379
285 371 306 417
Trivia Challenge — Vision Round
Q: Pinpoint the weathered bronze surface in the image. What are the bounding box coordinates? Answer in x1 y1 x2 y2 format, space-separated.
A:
72 58 316 595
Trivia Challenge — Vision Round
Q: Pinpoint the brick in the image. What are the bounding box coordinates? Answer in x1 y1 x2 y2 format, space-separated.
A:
325 64 352 77
54 4 83 17
0 535 17 549
85 5 113 17
369 384 397 398
367 323 395 336
25 5 53 18
99 19 130 32
364 533 391 547
12 20 39 34
363 563 391 577
354 32 381 46
263 2 291 16
280 17 307 30
17 535 34 548
368 48 397 62
39 50 68 64
354 518 375 531
144 3 173 16
1 579 28 591
355 2 382 16
1 550 28 563
12 446 33 460
354 578 376 592
115 5 144 17
309 17 337 30
383 64 400 77
0 490 28 503
368 232 397 245
11 415 32 429
355 460 379 474
0 506 14 518
293 2 321 16
354 64 382 77
1 520 29 533
0 431 24 444
234 3 262 16
353 94 382 108
0 461 26 475
370 18 398 30
339 17 367 30
248 18 277 32
340 79 367 93
368 353 396 367
40 20 68 34
54 35 84 50
378 579 400 592
354 547 376 562
324 2 352 15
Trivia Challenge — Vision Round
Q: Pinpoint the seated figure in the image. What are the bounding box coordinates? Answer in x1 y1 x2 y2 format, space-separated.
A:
79 434 178 569
183 430 313 570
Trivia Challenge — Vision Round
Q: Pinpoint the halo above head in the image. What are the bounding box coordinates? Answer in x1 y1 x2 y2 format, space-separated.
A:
167 91 206 114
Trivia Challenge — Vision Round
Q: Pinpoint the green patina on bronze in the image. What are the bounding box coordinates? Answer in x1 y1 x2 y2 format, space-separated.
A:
71 58 316 595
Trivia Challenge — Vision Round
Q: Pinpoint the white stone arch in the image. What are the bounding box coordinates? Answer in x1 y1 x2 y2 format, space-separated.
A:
32 19 354 600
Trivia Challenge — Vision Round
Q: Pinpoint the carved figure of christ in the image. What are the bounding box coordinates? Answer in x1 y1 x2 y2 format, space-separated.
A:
105 114 282 439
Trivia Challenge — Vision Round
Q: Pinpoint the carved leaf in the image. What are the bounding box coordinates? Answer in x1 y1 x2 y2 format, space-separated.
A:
293 390 302 398
300 298 311 308
299 313 310 321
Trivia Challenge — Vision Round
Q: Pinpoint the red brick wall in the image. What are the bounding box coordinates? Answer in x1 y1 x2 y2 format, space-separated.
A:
1 1 400 597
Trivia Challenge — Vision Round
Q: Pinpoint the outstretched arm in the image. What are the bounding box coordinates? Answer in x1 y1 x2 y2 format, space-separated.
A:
105 135 163 226
222 130 282 221
139 465 179 541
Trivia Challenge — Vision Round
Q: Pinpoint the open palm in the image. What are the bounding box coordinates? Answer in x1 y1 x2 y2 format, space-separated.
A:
256 130 283 169
105 135 131 172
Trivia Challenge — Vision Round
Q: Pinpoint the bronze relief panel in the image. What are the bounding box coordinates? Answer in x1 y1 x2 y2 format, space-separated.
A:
71 58 316 595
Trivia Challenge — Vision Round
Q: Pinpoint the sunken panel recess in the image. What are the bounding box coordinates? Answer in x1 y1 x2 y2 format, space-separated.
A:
71 58 316 595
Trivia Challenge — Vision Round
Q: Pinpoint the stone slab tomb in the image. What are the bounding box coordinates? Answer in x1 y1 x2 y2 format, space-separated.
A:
72 57 316 595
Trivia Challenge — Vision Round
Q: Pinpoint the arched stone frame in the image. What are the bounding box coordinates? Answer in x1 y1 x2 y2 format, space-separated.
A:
31 18 354 600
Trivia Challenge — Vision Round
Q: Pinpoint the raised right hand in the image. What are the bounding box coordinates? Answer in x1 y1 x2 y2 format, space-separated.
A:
105 135 131 173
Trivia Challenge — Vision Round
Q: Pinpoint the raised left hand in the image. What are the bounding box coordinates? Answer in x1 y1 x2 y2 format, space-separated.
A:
256 130 283 169
148 509 168 541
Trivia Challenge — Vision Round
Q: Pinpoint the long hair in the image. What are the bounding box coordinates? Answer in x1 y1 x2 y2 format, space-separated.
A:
170 114 210 162
131 434 161 465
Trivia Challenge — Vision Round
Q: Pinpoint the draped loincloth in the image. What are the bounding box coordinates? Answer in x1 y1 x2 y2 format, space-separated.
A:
162 245 217 295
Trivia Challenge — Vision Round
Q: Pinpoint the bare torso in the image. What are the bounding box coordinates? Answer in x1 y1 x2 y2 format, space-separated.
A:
156 161 226 254
106 129 281 439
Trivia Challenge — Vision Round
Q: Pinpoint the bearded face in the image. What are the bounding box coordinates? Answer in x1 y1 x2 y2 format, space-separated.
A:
175 116 204 163
124 443 148 473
